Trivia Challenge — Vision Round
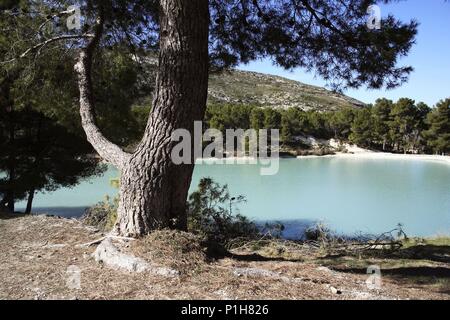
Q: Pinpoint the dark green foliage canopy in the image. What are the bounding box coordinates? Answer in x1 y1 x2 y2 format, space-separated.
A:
349 108 374 147
0 1 149 211
2 0 417 91
424 99 450 154
0 108 105 203
211 0 417 90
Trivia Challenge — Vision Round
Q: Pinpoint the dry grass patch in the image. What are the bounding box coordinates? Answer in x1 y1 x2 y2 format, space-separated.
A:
1 213 448 300
129 230 209 276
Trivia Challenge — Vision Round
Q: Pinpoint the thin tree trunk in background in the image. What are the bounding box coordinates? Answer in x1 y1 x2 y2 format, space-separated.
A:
5 185 14 212
0 74 20 213
25 188 35 214
0 190 14 212
114 0 210 236
6 95 15 213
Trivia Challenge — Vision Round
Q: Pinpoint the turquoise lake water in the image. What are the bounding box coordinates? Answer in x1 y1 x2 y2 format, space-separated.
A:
17 158 450 238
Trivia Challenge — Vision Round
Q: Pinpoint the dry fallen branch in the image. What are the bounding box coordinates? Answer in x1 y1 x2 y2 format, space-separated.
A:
75 235 136 248
227 226 408 259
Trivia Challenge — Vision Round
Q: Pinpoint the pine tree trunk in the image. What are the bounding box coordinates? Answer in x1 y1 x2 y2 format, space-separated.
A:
0 191 14 213
113 0 209 237
25 188 35 214
6 106 15 213
4 177 14 212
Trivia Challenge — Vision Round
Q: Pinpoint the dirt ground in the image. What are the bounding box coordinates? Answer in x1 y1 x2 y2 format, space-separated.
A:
0 213 448 300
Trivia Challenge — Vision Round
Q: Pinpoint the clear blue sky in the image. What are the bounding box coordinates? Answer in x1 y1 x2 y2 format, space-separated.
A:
238 0 450 107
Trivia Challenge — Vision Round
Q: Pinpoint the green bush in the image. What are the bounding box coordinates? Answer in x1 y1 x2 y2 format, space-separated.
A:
260 222 285 238
81 178 119 231
188 178 259 244
304 222 333 242
81 195 118 232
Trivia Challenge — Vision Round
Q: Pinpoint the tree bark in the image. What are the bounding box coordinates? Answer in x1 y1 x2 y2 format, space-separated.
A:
0 192 14 213
75 1 209 237
74 15 131 170
6 94 15 213
114 0 210 236
1 73 21 213
25 188 35 214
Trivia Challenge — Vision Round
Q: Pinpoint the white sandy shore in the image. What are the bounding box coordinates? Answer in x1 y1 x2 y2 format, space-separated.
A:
296 139 450 165
297 152 450 165
197 153 450 166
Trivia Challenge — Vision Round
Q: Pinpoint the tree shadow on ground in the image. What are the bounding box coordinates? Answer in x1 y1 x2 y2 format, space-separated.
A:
331 265 450 294
0 212 27 220
225 252 304 263
318 244 450 294
395 245 450 264
319 244 450 264
333 266 450 278
203 242 304 262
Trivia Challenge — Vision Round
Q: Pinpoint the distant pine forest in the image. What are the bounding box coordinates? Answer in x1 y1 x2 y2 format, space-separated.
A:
203 98 450 155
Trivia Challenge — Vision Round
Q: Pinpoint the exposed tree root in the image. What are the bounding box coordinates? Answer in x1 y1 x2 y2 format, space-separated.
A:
92 238 180 277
